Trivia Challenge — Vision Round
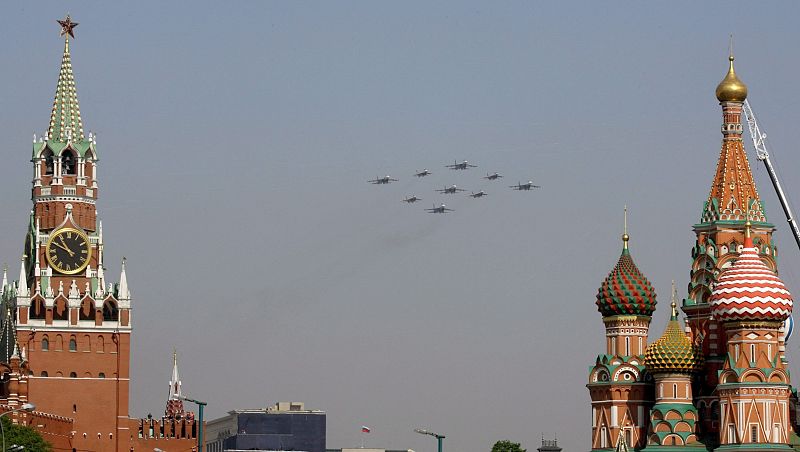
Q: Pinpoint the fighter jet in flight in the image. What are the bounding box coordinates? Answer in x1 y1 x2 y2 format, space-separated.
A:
446 160 477 170
403 196 422 204
368 175 398 185
510 181 541 190
483 172 503 180
469 191 488 198
426 204 454 213
436 185 467 194
414 169 432 177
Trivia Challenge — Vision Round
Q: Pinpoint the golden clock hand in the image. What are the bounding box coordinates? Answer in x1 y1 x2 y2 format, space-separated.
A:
56 236 75 257
52 241 74 256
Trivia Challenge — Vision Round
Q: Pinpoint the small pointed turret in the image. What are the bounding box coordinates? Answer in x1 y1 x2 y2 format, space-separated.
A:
165 349 186 418
2 264 8 294
17 256 28 297
118 257 130 299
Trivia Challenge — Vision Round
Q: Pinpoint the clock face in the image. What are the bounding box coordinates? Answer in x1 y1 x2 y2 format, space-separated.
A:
46 228 91 275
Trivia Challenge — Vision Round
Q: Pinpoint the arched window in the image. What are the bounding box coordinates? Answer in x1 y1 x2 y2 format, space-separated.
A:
69 337 77 351
43 150 54 175
30 298 46 320
41 337 49 351
69 372 77 378
61 150 77 175
53 298 68 321
103 300 119 321
97 335 104 352
40 371 48 377
79 299 94 320
55 335 63 351
673 383 678 398
625 337 630 355
98 372 105 379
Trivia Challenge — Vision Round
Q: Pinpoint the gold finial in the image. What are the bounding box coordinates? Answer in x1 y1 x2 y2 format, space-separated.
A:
671 281 679 319
622 205 629 249
729 34 734 61
716 38 747 102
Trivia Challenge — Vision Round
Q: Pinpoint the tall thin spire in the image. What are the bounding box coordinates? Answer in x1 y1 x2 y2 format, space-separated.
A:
622 205 629 250
165 349 186 417
48 15 84 142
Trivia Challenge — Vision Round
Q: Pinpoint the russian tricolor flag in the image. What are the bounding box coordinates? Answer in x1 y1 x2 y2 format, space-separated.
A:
361 426 371 433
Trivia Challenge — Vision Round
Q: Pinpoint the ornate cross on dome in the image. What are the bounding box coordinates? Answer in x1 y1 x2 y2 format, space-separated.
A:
57 15 78 39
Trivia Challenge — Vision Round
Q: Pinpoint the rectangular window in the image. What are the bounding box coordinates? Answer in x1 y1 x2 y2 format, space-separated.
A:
625 337 630 356
728 424 736 444
625 428 632 447
773 424 780 442
751 424 759 443
600 427 608 448
750 344 756 363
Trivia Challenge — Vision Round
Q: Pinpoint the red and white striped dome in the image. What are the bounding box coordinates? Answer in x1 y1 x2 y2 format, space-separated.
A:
710 234 792 322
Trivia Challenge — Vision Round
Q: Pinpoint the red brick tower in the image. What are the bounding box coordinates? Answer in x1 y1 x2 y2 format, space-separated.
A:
683 53 781 441
12 16 133 452
588 217 657 450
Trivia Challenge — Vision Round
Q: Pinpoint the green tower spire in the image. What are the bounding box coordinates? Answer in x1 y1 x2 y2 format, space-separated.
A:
48 16 84 142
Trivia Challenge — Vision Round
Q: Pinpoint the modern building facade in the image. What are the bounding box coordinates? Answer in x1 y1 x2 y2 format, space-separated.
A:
587 54 797 452
206 402 326 452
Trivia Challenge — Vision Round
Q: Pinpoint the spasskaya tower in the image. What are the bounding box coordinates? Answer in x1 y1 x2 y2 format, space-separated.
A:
10 15 133 452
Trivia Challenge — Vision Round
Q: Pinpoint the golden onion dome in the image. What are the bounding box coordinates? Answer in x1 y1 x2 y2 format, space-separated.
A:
715 55 747 102
644 302 703 374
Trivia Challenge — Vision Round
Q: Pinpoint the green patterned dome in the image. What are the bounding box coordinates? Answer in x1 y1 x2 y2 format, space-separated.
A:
645 303 703 374
596 236 657 317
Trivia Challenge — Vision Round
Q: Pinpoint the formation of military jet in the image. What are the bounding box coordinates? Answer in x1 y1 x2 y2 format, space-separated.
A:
369 175 399 185
371 159 540 214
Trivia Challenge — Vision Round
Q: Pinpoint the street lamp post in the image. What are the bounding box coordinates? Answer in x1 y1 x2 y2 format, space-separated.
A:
176 395 207 452
414 428 445 452
0 403 35 452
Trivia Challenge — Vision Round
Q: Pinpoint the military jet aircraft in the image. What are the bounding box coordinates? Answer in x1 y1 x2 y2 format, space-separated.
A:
483 172 503 180
510 181 541 190
403 196 422 203
469 191 488 198
446 160 477 170
414 169 432 177
368 175 398 185
426 204 454 213
436 185 467 194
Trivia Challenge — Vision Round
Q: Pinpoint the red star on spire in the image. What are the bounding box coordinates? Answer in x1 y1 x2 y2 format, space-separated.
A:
57 15 79 39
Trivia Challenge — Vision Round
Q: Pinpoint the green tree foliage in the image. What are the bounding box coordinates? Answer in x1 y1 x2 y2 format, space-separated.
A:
0 416 52 452
492 440 526 452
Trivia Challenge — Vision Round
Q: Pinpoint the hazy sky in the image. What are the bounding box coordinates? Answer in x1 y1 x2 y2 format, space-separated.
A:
3 2 800 452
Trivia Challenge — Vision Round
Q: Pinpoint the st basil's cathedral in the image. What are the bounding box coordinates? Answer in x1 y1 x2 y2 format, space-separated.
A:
588 54 798 452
